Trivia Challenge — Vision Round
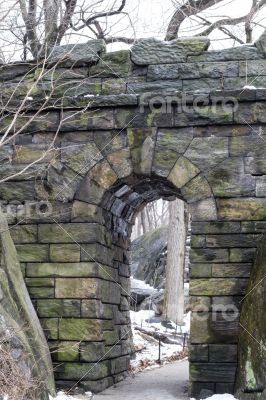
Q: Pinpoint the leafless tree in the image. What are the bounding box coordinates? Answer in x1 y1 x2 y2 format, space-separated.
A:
163 198 186 325
166 0 266 44
1 0 266 62
0 0 134 60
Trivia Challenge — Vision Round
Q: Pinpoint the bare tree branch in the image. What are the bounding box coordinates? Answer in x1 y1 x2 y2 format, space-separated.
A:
165 0 223 41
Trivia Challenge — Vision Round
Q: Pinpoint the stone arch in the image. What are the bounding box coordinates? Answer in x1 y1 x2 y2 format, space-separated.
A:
1 35 266 398
30 120 259 398
52 127 230 396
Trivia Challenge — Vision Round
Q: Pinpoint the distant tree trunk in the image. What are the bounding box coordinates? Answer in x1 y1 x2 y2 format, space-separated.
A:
163 198 185 325
136 215 142 237
141 209 148 234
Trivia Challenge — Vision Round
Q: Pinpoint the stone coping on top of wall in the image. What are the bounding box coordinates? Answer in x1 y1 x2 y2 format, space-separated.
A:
0 33 265 109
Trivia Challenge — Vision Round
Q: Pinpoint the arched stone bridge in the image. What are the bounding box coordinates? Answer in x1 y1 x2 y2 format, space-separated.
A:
1 33 266 398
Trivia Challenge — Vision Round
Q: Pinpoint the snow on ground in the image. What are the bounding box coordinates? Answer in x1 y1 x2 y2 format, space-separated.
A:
130 277 157 291
196 395 237 400
49 391 92 400
130 309 190 369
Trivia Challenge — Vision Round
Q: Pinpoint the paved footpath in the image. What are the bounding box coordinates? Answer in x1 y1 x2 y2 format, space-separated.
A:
93 360 189 400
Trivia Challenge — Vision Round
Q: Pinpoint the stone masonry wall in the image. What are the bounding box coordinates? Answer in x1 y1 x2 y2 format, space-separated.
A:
0 35 266 398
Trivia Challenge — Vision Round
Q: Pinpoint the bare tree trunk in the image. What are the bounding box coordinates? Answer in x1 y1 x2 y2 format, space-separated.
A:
136 215 142 237
141 209 148 234
163 198 186 325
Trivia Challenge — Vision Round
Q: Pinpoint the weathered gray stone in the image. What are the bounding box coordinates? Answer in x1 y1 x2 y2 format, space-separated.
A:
152 128 193 177
206 157 255 197
90 50 131 78
38 222 106 244
36 299 81 317
205 234 259 248
0 209 55 399
189 296 211 312
46 163 81 202
245 157 266 175
181 175 212 203
131 37 210 65
85 94 138 107
239 60 266 76
168 156 199 188
256 176 266 196
190 278 248 296
59 319 103 341
102 79 126 95
191 221 241 234
55 277 100 299
225 75 266 90
236 234 266 395
184 137 228 171
127 80 182 94
190 248 229 263
212 263 251 278
0 181 35 201
0 63 34 81
190 383 215 399
235 102 266 124
61 141 102 174
80 342 105 362
189 198 218 222
149 61 239 81
182 78 222 91
255 29 266 55
127 128 157 175
190 344 209 362
229 247 256 263
190 264 212 278
188 45 262 62
190 311 239 344
61 109 114 131
48 40 106 66
217 198 266 220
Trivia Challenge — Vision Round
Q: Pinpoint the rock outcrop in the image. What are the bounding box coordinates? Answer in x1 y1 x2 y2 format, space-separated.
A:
130 226 168 288
236 234 266 399
0 209 55 399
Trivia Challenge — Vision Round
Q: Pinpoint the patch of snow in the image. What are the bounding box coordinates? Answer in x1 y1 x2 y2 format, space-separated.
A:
49 391 92 400
26 96 34 100
243 85 256 90
130 278 157 291
199 395 237 400
130 309 190 369
84 94 95 98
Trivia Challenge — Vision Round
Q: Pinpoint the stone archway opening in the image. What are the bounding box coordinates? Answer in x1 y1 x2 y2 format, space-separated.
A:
96 176 191 395
129 197 191 377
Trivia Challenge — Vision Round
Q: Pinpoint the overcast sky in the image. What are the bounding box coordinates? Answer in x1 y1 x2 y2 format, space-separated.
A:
104 0 266 51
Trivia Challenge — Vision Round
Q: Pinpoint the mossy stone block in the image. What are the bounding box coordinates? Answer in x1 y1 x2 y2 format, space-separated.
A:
37 299 81 317
55 277 100 299
17 244 49 262
57 341 80 362
190 278 248 296
50 244 80 262
38 223 106 244
28 286 54 299
41 318 59 340
168 156 199 189
80 342 105 362
59 318 102 341
218 198 266 220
